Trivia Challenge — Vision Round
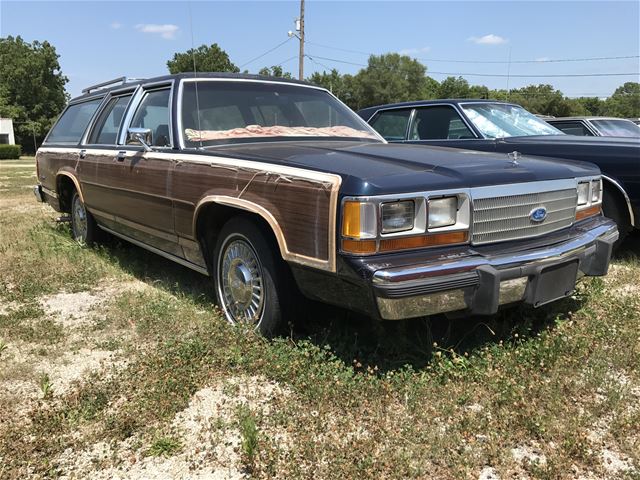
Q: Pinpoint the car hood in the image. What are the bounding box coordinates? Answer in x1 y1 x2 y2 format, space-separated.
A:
205 141 600 196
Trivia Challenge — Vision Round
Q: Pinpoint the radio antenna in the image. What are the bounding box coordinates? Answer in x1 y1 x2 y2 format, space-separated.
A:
187 0 203 148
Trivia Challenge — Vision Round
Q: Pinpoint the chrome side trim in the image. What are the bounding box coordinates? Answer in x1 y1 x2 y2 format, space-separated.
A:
602 175 636 227
39 147 342 273
41 186 58 199
98 225 209 276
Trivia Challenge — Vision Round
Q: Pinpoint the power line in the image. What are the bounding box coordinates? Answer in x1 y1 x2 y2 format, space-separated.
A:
305 40 640 65
305 54 335 72
239 37 292 68
275 55 298 68
306 54 639 78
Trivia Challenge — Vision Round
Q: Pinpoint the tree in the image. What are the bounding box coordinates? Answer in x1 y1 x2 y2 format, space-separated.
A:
258 65 292 79
167 43 239 74
353 54 429 109
307 69 360 107
0 36 68 152
507 84 573 117
570 97 605 116
604 82 640 117
437 76 471 99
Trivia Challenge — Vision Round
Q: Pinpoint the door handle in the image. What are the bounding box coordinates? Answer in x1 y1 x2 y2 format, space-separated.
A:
79 149 87 159
115 151 127 162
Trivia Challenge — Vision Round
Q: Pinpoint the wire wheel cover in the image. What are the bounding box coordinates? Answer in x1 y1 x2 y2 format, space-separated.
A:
219 238 265 323
72 195 88 241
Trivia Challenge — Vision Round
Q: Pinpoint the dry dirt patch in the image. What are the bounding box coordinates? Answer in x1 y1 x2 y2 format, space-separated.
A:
55 375 290 480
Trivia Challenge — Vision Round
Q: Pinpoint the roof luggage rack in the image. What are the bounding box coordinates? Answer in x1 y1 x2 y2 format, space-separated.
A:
82 76 145 94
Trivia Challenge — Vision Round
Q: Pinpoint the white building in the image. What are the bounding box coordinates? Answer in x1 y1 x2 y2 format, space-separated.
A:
0 118 16 145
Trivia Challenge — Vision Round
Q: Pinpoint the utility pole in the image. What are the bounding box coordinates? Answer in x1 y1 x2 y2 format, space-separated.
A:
298 0 305 80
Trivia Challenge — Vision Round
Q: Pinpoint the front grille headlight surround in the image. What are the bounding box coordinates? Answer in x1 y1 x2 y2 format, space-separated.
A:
341 192 470 255
575 176 603 221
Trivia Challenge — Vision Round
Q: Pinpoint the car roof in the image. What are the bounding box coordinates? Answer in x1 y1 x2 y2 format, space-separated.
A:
548 116 636 122
69 72 323 104
357 99 518 117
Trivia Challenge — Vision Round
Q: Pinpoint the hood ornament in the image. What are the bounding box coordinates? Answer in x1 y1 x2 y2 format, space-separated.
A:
507 151 521 166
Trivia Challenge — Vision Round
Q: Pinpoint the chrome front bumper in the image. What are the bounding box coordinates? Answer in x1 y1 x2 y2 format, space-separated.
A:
373 219 618 320
33 185 44 203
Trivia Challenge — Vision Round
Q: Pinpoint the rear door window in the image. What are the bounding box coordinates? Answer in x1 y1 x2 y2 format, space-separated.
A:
369 109 412 141
549 121 594 136
45 98 103 144
87 94 133 144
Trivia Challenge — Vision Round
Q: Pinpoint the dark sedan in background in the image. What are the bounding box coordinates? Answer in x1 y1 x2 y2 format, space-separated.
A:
358 100 640 244
545 116 640 138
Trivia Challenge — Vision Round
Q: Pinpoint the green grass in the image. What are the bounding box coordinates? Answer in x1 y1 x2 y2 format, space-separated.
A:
0 157 638 479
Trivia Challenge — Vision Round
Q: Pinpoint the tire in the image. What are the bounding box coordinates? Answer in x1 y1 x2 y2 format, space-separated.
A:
70 191 99 245
602 188 631 248
213 217 289 336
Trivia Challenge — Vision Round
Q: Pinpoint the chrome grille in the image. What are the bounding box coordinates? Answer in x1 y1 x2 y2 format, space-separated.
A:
472 188 577 245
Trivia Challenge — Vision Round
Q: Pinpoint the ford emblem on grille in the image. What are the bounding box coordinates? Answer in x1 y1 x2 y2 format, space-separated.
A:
530 207 547 222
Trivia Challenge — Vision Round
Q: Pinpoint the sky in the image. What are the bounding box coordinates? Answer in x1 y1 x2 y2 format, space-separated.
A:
1 0 639 99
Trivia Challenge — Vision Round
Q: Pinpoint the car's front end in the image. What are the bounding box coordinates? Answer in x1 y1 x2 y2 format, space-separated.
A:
291 163 617 320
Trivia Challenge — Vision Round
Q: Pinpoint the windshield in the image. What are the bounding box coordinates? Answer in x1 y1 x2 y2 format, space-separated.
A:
180 80 380 147
591 119 640 138
460 103 564 139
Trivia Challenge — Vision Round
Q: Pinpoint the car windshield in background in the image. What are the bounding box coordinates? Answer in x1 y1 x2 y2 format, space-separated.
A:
461 103 564 139
181 81 380 147
591 119 640 138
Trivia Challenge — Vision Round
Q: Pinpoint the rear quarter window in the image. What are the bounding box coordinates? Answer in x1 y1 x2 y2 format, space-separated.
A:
45 98 103 144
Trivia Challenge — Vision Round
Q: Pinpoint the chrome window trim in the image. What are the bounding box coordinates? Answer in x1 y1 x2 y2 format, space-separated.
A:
118 80 175 149
81 89 137 146
578 120 600 136
364 103 481 140
176 77 385 150
366 107 414 142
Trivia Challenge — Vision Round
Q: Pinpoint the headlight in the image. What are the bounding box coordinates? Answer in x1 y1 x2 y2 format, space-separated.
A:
428 196 458 228
381 201 415 233
591 179 602 203
577 182 590 206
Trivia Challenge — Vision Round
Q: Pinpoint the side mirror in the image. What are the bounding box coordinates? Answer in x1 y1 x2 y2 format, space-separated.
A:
126 127 153 152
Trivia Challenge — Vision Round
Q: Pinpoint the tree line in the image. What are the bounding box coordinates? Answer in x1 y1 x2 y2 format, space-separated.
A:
1 37 638 152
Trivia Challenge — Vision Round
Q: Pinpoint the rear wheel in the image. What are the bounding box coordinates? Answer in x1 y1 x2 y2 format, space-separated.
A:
602 188 631 248
213 217 288 336
71 192 99 245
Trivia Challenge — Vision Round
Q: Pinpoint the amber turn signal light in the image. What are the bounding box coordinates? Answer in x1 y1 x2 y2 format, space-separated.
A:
341 238 377 254
342 201 362 238
575 204 601 221
342 231 469 254
379 231 468 252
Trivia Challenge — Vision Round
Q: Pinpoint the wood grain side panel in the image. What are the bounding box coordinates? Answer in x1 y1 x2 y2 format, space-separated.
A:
82 152 175 234
172 160 334 263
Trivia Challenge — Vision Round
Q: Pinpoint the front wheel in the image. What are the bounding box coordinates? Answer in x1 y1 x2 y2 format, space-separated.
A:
213 217 288 336
71 191 99 245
